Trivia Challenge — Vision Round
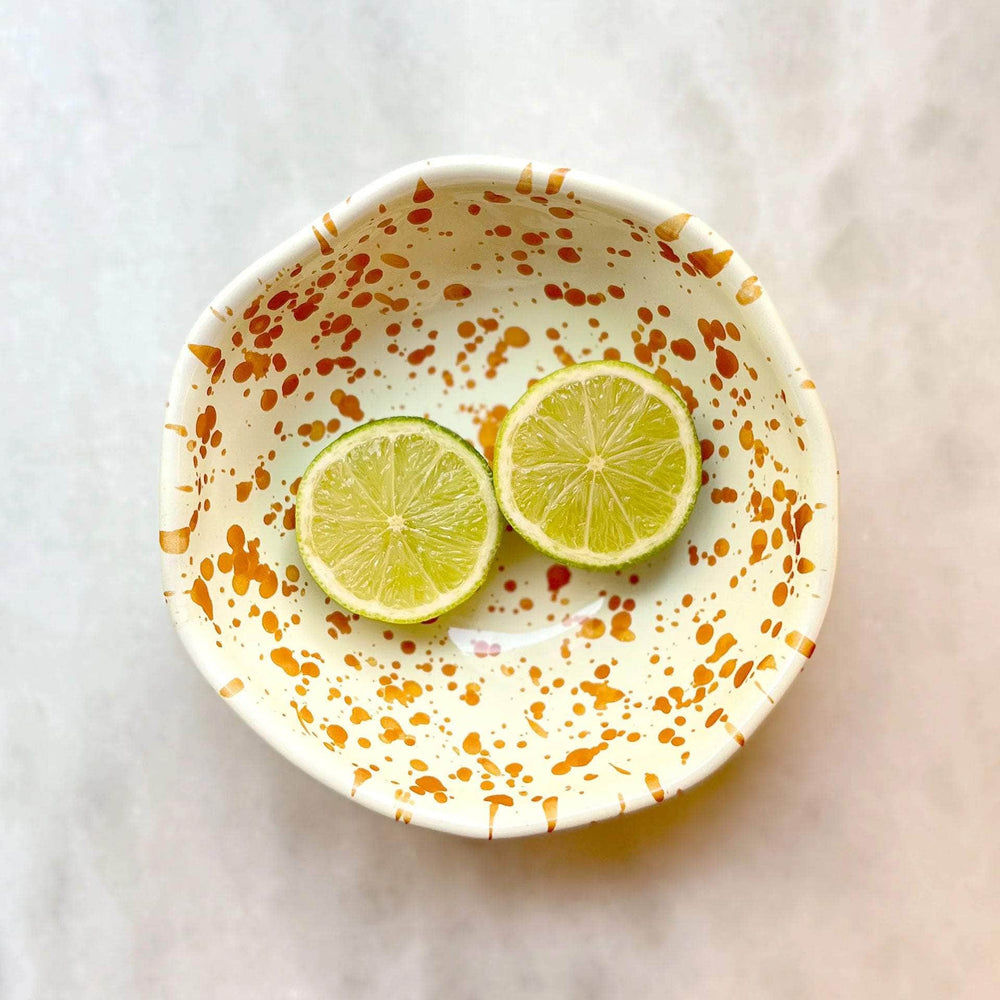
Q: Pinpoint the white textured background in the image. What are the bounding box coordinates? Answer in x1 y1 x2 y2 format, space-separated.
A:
3 2 999 997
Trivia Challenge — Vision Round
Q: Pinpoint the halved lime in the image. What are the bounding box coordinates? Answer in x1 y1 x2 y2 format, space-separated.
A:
295 417 501 624
493 361 701 569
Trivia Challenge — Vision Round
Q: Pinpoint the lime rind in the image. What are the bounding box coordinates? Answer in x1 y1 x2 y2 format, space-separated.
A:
493 361 702 569
296 417 501 624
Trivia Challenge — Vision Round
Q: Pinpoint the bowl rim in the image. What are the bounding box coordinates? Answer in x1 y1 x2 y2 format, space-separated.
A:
160 154 839 838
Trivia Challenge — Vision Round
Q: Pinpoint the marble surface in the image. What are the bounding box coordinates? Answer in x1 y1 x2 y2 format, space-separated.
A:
3 2 999 996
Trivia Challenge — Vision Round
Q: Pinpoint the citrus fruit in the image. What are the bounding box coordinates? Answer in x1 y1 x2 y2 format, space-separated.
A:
493 361 701 569
295 417 501 624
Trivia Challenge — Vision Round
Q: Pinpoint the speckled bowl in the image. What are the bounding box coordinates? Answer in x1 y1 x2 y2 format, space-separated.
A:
160 156 837 838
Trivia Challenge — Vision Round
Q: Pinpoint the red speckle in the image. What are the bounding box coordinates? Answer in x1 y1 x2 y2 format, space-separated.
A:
546 565 571 596
544 283 563 300
503 580 517 593
407 207 432 225
557 247 580 263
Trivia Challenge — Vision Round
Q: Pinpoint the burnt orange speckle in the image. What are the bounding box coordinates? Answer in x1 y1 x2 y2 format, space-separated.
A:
579 680 625 710
688 248 733 278
736 275 763 305
504 326 530 347
260 388 278 411
443 283 471 301
188 344 221 370
476 404 508 465
655 214 690 242
270 647 300 676
412 178 434 203
543 795 559 832
219 677 244 698
610 611 635 642
654 367 698 412
706 633 737 663
772 582 789 607
551 742 608 776
785 631 816 658
326 724 348 749
578 618 605 639
330 389 364 421
159 527 190 554
715 345 739 379
645 772 665 802
407 207 432 225
794 503 814 539
516 163 533 194
545 167 569 194
351 768 371 797
557 246 581 263
670 338 696 361
696 623 715 645
190 577 213 620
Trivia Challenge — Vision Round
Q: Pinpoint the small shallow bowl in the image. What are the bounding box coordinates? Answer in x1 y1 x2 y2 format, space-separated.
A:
160 156 837 838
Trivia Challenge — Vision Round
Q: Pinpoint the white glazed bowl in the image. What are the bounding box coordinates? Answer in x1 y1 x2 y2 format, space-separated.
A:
160 156 837 838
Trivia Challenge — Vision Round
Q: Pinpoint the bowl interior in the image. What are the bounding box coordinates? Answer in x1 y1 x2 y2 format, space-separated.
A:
160 158 837 838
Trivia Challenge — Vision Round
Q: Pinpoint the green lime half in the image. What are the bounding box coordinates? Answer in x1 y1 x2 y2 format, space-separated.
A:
296 417 501 624
493 361 701 569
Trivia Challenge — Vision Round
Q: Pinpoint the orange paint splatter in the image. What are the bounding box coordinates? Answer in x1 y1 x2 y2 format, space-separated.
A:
578 618 605 639
516 163 533 194
190 577 213 620
485 793 514 839
270 647 300 676
326 724 348 749
654 367 698 412
715 345 739 379
610 612 635 642
551 742 608 775
188 344 221 370
688 247 733 278
543 795 559 832
580 680 625 710
545 167 569 194
670 338 696 361
654 214 690 242
706 633 737 663
645 772 665 802
462 732 482 755
412 178 434 203
219 678 244 698
159 527 190 554
443 283 471 301
476 404 507 465
736 275 762 305
351 767 371 797
330 388 364 421
785 631 816 658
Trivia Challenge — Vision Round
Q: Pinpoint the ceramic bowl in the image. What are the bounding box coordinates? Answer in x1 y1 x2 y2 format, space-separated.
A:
160 156 837 838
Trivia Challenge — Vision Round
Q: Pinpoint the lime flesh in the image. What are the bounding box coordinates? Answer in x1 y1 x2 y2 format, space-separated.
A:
296 417 501 623
493 361 701 568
